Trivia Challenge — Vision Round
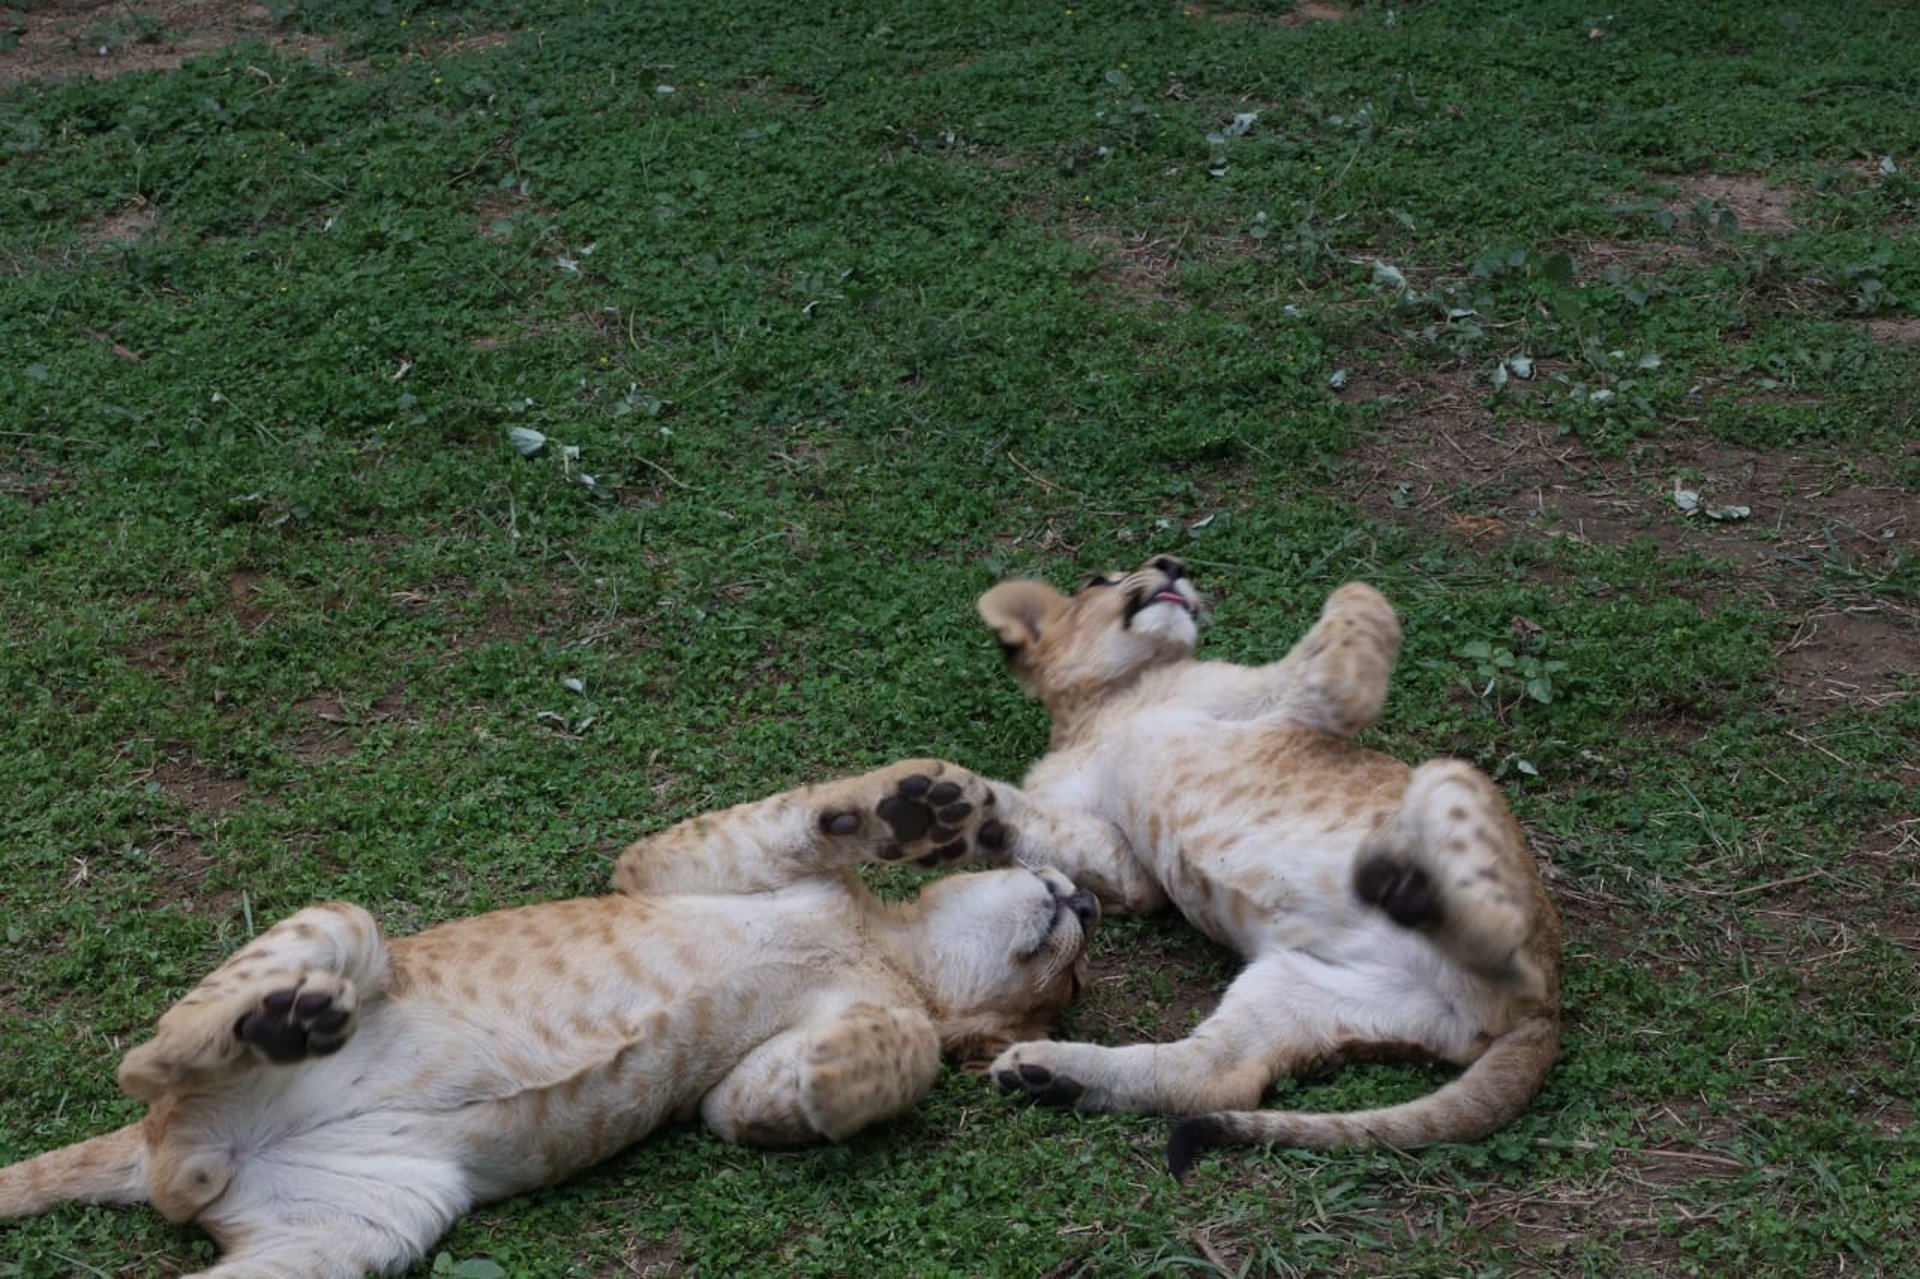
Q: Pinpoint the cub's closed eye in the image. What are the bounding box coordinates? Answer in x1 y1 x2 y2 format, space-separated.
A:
1081 574 1117 590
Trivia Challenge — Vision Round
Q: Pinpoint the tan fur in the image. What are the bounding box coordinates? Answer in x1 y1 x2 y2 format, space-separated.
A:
0 760 1096 1277
975 558 1562 1166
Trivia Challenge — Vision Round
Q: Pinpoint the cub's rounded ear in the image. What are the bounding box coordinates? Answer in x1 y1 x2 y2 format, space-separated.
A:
977 580 1067 658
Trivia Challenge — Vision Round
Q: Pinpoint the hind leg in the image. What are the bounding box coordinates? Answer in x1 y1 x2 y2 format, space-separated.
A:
1354 760 1548 993
118 902 390 1103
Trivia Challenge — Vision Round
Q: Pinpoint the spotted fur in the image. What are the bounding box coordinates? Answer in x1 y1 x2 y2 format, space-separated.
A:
973 559 1561 1170
0 760 1096 1277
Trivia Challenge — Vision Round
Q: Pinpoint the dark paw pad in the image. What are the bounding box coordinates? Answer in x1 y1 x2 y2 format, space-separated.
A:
1354 854 1441 929
877 792 934 842
819 810 862 836
237 985 350 1063
995 1062 1084 1107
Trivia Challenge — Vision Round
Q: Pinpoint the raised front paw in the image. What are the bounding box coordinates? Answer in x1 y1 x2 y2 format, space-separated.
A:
235 972 357 1064
990 1043 1088 1109
1292 582 1401 737
817 759 1012 869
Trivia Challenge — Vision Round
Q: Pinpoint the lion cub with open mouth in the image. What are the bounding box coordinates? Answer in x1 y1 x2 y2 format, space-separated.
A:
975 557 1561 1172
0 760 1095 1278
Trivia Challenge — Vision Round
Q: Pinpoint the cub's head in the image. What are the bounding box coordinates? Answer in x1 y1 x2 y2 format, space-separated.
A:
903 866 1098 1070
978 555 1203 713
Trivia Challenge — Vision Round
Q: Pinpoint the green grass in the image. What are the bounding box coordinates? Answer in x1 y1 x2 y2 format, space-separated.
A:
2 0 1916 1274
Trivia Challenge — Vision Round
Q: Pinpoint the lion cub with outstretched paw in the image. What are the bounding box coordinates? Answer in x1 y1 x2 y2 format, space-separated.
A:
974 557 1560 1172
0 760 1096 1278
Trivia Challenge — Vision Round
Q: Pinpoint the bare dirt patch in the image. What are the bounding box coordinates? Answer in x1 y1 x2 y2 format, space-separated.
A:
1668 174 1798 234
0 443 79 507
476 190 530 244
1349 368 1913 567
136 827 242 916
125 758 249 913
1052 209 1189 309
0 0 336 86
287 688 406 763
1063 915 1239 1045
227 568 272 629
610 1230 683 1278
290 694 356 764
416 29 513 58
80 200 160 247
1777 608 1915 712
1345 369 1918 704
144 758 249 815
1569 233 1710 282
1862 316 1920 345
1180 0 1350 25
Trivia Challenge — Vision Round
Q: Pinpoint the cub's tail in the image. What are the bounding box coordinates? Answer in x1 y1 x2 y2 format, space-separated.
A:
0 1123 148 1217
1167 1013 1558 1178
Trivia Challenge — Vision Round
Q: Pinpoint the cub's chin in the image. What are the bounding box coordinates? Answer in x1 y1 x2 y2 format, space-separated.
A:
1127 597 1199 648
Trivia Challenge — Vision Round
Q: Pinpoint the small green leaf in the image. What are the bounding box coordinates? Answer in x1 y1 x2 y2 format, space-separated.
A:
450 1261 508 1279
1525 676 1554 704
508 426 548 457
1541 251 1575 285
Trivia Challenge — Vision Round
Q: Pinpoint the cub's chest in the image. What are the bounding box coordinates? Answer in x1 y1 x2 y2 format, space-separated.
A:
1032 701 1231 803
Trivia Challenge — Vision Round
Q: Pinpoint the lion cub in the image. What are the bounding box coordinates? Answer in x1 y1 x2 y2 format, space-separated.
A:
0 760 1096 1278
974 557 1561 1170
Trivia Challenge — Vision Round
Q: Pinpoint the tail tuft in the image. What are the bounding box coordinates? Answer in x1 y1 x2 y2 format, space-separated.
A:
1166 1114 1229 1182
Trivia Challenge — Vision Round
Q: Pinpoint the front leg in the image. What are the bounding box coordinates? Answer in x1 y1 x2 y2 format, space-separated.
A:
986 783 1167 916
613 759 1012 897
701 1003 942 1146
117 902 389 1104
1212 583 1401 735
989 958 1298 1115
